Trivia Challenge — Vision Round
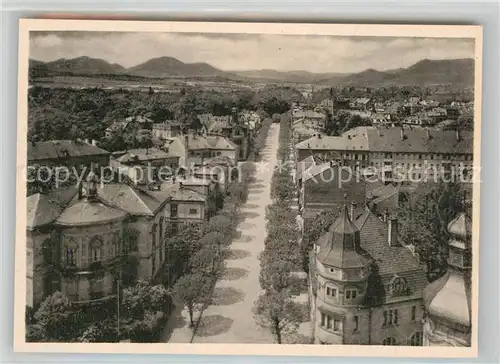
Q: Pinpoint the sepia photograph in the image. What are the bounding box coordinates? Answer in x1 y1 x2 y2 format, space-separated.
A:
15 20 482 357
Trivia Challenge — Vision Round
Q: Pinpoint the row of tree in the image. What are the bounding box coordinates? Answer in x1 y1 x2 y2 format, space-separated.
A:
254 113 310 344
165 153 259 329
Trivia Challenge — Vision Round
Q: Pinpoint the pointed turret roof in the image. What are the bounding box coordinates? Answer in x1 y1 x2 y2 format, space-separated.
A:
447 212 472 241
423 211 472 330
316 205 372 269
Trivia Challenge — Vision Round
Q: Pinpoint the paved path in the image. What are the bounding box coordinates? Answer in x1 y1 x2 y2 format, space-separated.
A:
163 123 280 343
191 123 280 343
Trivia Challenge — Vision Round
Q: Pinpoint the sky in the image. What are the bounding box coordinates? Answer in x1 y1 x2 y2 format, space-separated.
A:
29 31 475 74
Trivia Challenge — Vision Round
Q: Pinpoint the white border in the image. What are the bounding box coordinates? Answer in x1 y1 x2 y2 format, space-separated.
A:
15 19 483 358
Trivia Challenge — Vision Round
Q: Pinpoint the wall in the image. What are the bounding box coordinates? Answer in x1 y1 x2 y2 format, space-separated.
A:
304 166 367 215
370 299 424 345
26 230 52 308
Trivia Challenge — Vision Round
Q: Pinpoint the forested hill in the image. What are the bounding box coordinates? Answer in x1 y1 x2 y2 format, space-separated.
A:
27 86 303 142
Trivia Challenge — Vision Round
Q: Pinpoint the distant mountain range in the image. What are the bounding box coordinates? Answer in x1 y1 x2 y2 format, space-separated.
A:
29 56 475 87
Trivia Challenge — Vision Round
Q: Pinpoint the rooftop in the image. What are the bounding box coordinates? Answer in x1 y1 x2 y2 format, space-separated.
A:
296 126 473 154
55 198 127 227
28 140 110 162
114 147 180 163
316 206 372 269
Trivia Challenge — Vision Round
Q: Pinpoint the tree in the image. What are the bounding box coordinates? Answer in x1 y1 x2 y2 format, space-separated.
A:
397 181 467 281
78 319 119 343
170 273 212 328
188 245 224 277
32 292 75 341
300 210 338 272
120 281 170 342
259 256 296 293
122 281 170 320
253 290 303 344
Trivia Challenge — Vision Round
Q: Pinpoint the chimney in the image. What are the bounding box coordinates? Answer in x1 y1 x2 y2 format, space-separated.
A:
426 129 432 139
388 217 399 247
92 139 98 146
179 181 183 189
400 127 404 140
350 201 357 220
456 128 461 141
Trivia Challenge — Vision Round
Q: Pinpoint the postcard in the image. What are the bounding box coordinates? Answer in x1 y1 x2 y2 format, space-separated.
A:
15 19 482 357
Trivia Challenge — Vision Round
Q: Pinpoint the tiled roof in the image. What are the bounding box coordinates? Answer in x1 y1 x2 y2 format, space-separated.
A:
296 126 473 155
296 156 316 176
56 198 127 227
354 211 427 302
302 162 332 183
365 127 473 154
158 183 206 202
295 132 369 152
163 138 185 158
125 115 153 124
293 110 325 119
205 136 237 150
105 121 129 133
97 184 166 216
28 140 110 162
354 98 371 105
27 187 79 230
115 148 179 164
316 206 372 269
184 134 236 151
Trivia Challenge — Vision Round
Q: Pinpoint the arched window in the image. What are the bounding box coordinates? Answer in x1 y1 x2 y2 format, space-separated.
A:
90 237 103 263
65 238 78 266
66 247 76 266
383 337 397 346
410 332 423 346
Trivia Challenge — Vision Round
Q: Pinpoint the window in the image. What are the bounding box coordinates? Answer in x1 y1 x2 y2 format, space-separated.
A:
171 204 178 218
383 309 398 326
411 306 417 322
66 248 76 266
353 315 359 331
410 332 423 346
326 286 337 297
345 289 357 299
383 337 397 346
320 313 341 332
189 208 198 215
329 268 336 273
171 222 179 235
90 237 103 263
93 247 102 262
